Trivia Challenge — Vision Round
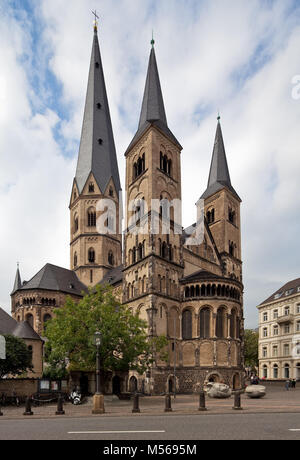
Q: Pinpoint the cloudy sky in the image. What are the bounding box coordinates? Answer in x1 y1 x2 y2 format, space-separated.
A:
0 0 300 328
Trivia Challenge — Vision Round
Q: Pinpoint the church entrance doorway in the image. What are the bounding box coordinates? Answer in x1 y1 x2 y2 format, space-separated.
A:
112 376 121 395
129 376 138 393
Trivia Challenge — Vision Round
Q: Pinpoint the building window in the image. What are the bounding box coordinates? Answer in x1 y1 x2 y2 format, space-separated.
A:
284 306 290 316
88 248 95 263
200 308 211 339
273 346 278 357
284 324 290 334
108 251 114 266
263 312 268 322
228 208 236 224
284 364 290 379
263 327 268 338
262 347 267 358
87 208 96 227
297 321 300 332
216 307 226 338
74 252 78 267
27 346 33 364
89 183 95 193
273 325 279 336
297 304 300 314
283 344 290 356
273 309 278 319
273 365 278 379
133 154 146 180
109 187 114 197
182 310 192 340
160 152 172 177
263 365 268 379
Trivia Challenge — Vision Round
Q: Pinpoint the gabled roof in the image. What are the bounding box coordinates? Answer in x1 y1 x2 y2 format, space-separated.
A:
0 308 41 341
0 307 17 335
125 46 182 155
260 277 300 306
12 322 41 341
99 265 123 287
18 264 88 297
75 27 121 195
201 120 240 201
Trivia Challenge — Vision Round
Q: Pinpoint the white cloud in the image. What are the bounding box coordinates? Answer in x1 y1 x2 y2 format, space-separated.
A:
0 0 300 329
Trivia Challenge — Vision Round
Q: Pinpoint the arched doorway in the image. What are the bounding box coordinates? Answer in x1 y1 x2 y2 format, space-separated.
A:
129 376 138 393
208 374 220 383
112 376 121 395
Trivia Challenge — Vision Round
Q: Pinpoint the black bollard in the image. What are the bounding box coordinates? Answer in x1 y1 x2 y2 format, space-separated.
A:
232 391 243 411
164 394 172 413
55 394 65 415
198 390 207 412
23 397 33 416
132 393 140 413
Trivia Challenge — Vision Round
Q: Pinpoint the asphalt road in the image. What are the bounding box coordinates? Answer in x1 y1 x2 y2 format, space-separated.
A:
1 412 300 441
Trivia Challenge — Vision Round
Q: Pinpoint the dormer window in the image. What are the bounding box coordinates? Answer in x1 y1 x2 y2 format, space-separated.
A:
229 208 236 224
109 187 114 197
89 183 95 193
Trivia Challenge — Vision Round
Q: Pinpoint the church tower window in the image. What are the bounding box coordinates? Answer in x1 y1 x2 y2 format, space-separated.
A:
87 208 96 227
88 248 95 263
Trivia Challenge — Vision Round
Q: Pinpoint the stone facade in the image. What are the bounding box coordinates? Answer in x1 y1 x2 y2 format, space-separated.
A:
257 279 300 381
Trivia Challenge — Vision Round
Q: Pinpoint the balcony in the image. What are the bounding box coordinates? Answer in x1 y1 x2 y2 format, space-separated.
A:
276 314 293 324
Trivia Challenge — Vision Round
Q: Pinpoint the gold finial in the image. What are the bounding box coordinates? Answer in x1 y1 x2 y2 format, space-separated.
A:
92 10 99 31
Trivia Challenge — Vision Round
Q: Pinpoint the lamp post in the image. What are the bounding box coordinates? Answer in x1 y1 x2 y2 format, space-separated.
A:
92 331 105 414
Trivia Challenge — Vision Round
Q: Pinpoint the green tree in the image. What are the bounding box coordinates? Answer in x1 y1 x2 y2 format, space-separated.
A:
0 335 33 379
45 285 168 377
244 329 259 368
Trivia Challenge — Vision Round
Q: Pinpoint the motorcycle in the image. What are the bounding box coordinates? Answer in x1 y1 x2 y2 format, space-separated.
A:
70 389 82 405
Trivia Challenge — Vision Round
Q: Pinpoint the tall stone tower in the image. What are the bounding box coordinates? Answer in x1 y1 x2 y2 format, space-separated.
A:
200 118 242 284
70 24 122 287
123 42 184 360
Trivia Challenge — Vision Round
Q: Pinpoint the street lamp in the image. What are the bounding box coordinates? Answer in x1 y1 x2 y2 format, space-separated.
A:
92 331 105 414
94 331 101 395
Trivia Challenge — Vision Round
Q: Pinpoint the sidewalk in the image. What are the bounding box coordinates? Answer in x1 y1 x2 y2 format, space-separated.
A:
1 388 300 420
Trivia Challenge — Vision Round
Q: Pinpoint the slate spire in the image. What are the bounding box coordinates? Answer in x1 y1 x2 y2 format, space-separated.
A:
75 26 121 195
201 118 240 201
12 265 22 294
126 42 181 154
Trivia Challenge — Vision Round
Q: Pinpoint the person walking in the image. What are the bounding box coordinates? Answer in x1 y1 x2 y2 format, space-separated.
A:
285 380 290 391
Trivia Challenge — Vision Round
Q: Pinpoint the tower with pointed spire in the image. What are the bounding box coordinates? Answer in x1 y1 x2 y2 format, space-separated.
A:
70 23 122 287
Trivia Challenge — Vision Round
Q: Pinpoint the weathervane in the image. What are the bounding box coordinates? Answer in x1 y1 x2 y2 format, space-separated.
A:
92 10 99 31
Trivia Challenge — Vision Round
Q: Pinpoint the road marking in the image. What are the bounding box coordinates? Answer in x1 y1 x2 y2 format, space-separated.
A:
289 429 300 432
68 430 166 434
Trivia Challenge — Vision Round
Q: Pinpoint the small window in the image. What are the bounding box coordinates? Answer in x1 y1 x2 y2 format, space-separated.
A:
263 328 268 338
89 183 95 193
95 62 100 68
97 103 102 109
263 312 268 322
284 306 290 316
109 187 114 197
273 309 278 319
88 248 95 263
262 347 267 358
98 138 103 145
273 325 279 336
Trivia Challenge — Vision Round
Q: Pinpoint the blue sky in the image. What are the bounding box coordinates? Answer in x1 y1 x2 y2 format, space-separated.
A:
0 0 300 329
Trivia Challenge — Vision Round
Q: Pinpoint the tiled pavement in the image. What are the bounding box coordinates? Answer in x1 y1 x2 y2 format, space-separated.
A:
1 387 300 420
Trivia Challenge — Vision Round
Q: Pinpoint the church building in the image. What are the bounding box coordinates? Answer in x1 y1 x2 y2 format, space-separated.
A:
11 21 244 394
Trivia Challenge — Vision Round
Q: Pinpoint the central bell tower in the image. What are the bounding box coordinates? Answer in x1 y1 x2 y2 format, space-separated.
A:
70 23 122 287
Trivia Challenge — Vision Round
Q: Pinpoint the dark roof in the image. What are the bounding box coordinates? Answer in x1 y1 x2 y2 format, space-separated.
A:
0 307 17 335
125 47 182 155
0 308 41 341
260 278 300 306
17 264 88 297
181 269 222 284
12 322 41 341
11 267 22 295
75 28 121 195
99 265 123 286
201 120 240 201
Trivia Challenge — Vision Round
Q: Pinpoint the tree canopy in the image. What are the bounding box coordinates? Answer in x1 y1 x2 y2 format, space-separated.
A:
0 335 33 379
45 285 168 377
244 329 259 368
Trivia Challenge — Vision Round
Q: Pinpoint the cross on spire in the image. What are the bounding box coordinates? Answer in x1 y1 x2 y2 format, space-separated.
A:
92 10 99 30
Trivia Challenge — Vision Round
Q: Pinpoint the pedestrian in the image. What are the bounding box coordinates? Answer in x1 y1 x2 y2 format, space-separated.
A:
292 379 296 389
285 380 290 391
